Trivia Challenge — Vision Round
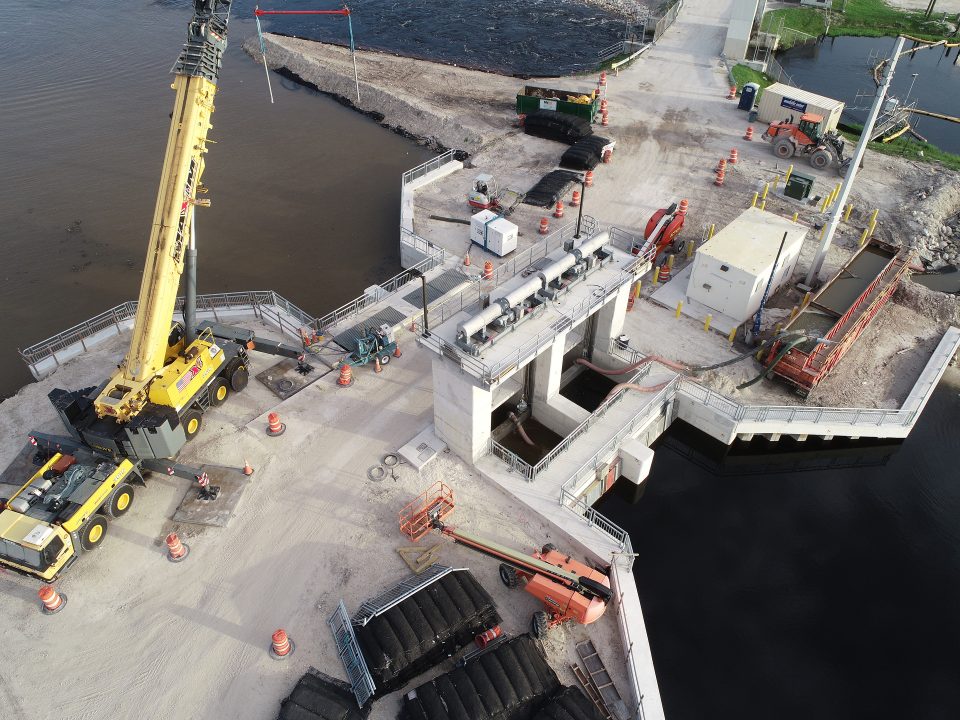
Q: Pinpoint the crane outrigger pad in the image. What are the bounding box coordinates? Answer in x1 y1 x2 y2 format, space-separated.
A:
171 465 250 527
256 358 331 400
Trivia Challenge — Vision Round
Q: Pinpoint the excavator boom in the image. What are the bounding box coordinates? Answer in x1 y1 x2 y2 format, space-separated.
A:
94 1 233 421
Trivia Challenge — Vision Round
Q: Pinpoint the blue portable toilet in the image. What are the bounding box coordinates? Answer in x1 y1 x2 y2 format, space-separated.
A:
739 82 760 111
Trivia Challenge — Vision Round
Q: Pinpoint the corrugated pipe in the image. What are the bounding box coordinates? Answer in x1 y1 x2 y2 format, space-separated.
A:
576 356 689 375
602 380 675 404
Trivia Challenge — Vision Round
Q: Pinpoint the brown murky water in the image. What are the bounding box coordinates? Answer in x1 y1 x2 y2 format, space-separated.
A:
0 1 432 397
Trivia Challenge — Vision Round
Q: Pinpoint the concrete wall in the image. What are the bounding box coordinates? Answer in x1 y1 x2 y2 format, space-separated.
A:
723 0 761 61
432 356 493 462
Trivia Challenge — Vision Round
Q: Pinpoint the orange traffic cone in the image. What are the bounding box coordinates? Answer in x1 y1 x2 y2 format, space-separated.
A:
166 532 189 563
744 125 754 141
539 217 549 235
554 201 564 219
266 412 286 437
337 363 354 387
463 253 471 267
571 189 580 206
729 148 739 165
584 170 594 187
374 356 382 374
38 586 67 614
727 85 736 99
243 459 254 476
271 629 295 659
483 260 494 279
678 199 689 214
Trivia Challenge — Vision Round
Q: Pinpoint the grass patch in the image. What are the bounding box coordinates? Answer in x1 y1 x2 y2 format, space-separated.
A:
840 124 960 171
761 0 953 49
731 64 774 91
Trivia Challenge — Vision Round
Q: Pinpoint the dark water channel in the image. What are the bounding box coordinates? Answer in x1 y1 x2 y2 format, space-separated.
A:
777 36 960 154
596 368 960 720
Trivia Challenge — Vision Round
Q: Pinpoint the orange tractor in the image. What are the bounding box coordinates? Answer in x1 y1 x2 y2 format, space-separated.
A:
762 113 850 173
399 482 612 638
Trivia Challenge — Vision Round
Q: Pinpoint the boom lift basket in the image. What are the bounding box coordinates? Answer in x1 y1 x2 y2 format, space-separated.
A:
399 481 454 541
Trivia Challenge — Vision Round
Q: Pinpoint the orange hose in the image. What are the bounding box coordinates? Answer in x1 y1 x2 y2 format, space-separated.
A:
508 412 536 446
576 355 689 374
603 380 674 403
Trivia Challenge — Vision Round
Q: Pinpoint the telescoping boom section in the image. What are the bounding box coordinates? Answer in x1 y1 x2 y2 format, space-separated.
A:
399 482 611 635
95 1 233 422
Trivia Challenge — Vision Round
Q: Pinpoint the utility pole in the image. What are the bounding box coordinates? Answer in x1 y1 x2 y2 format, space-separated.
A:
805 35 905 286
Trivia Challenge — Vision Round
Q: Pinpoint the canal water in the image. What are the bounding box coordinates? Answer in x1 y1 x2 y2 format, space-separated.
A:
596 367 960 719
777 36 960 155
3 2 960 719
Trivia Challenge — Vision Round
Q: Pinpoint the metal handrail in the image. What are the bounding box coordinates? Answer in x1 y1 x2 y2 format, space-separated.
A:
559 487 632 551
401 149 457 187
561 377 680 495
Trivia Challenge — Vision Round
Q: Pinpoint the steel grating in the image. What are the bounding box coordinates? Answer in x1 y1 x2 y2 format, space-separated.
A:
328 600 377 707
402 269 469 309
332 308 407 352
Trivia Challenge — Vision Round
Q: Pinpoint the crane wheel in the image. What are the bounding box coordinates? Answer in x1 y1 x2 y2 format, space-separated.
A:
80 515 108 552
228 362 249 392
773 138 795 159
182 409 202 441
531 610 550 638
104 483 135 519
499 563 520 588
209 378 230 407
810 149 831 170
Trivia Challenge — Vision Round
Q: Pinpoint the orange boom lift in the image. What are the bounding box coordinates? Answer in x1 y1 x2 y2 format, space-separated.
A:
399 482 612 637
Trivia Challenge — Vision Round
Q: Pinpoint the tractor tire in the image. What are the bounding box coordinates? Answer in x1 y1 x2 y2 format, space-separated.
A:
181 409 202 441
810 148 832 170
541 543 557 555
79 515 108 552
532 610 550 638
379 354 391 366
104 483 134 519
773 138 795 159
499 563 520 588
227 360 249 392
209 377 230 407
672 239 687 257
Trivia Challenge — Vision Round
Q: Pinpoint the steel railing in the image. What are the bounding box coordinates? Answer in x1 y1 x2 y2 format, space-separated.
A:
559 487 633 552
560 378 679 497
597 40 625 62
19 290 313 372
653 0 682 42
401 149 457 187
488 361 653 482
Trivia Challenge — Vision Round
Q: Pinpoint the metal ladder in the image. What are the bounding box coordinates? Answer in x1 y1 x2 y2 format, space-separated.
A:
328 600 376 707
351 563 456 627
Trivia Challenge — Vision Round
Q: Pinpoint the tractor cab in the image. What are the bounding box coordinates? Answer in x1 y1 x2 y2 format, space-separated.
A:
796 113 824 143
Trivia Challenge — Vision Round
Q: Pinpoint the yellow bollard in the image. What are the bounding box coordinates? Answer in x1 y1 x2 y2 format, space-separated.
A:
751 191 758 209
653 267 660 283
820 195 830 212
792 211 799 223
762 183 770 200
755 348 765 361
667 254 675 270
870 208 879 224
868 219 876 237
686 240 694 259
708 223 716 239
634 281 642 298
789 305 799 321
760 200 766 211
785 164 794 184
774 322 783 335
859 227 869 246
802 291 812 307
728 326 737 345
704 314 713 332
675 300 683 319
844 203 853 222
772 176 780 190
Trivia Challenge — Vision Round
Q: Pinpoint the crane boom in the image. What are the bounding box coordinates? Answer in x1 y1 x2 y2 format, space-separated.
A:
95 1 232 421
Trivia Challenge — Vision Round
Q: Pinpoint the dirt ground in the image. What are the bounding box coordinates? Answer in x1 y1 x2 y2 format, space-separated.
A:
0 325 629 720
253 0 960 410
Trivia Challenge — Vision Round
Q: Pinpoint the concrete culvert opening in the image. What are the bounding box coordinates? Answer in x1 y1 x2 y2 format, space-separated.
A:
400 634 562 720
356 568 501 696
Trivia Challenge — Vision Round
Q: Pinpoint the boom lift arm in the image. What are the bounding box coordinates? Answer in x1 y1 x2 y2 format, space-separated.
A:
95 0 233 421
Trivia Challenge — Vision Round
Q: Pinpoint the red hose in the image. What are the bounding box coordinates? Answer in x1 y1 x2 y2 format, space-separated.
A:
508 412 536 447
576 355 688 374
603 381 674 403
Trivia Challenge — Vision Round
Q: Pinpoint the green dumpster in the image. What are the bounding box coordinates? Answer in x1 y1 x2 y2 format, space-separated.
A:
516 85 600 122
784 172 815 201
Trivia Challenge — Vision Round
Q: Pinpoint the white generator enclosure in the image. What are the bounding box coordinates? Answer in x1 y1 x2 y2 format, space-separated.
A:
686 207 806 323
470 210 519 257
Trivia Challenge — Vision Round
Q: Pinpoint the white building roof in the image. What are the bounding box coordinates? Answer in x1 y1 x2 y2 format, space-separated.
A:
764 83 845 113
696 207 807 276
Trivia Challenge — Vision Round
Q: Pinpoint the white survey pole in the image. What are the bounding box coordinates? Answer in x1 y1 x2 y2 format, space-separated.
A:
805 35 905 286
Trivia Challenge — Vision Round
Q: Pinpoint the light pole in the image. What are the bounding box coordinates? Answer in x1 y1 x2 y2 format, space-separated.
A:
574 179 586 239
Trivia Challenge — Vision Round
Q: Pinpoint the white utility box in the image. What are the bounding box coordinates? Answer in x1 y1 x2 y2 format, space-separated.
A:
755 82 845 133
470 210 518 257
619 438 654 485
686 207 807 323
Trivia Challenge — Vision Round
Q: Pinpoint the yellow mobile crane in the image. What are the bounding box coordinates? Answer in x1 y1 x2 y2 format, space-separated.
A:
49 0 250 461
